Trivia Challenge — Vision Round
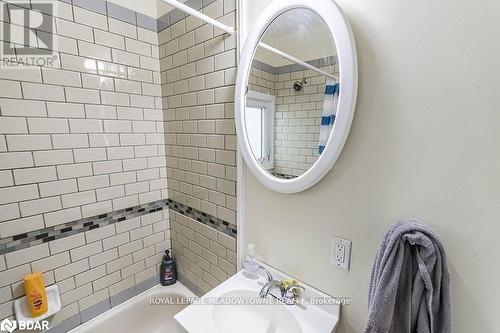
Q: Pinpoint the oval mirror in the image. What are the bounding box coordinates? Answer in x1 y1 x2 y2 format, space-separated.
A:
235 0 357 193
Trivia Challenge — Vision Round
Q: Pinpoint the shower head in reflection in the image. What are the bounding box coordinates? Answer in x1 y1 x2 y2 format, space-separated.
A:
293 78 308 91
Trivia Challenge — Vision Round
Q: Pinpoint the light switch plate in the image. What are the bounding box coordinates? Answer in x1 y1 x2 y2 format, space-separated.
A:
330 236 351 271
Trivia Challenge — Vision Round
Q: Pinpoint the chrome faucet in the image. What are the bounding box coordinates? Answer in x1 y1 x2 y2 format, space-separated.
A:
257 265 305 305
259 279 284 298
258 265 273 283
258 265 282 298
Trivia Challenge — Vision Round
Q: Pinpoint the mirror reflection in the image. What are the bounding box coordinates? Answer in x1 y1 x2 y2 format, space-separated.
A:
245 8 339 179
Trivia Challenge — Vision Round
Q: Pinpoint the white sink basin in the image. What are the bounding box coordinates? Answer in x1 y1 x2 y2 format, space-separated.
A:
175 264 340 332
213 290 301 333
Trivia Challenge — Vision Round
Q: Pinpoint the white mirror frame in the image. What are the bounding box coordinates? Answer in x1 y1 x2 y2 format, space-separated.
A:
235 0 358 193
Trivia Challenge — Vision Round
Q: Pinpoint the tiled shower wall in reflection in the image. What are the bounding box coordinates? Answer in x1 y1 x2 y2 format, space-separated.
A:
159 0 238 292
0 0 170 329
248 61 339 177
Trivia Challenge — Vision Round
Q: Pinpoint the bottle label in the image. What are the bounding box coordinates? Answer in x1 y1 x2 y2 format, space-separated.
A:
164 270 173 280
30 291 43 310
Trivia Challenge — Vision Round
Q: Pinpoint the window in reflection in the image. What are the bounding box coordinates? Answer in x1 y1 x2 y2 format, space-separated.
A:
246 91 275 169
246 106 264 160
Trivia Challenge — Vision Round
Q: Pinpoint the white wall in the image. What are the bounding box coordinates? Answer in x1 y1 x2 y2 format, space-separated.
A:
241 0 500 332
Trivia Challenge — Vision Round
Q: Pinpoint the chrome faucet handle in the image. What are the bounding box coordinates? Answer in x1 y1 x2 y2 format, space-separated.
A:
283 284 305 305
285 284 305 294
257 265 273 283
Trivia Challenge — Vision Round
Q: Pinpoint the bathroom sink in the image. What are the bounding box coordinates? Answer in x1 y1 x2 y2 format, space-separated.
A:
213 290 301 333
175 264 340 332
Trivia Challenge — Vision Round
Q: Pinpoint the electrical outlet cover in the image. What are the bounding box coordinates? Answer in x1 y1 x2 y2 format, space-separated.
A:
330 236 352 271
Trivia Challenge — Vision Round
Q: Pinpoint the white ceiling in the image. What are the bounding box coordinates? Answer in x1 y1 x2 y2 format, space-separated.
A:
106 0 187 19
256 8 337 67
263 8 326 39
156 0 189 18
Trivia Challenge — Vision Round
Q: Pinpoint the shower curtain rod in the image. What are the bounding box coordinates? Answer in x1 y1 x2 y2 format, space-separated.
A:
160 0 235 34
160 0 338 81
258 43 337 80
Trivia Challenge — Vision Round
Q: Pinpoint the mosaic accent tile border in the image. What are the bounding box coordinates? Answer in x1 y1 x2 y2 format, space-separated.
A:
0 200 167 255
167 199 237 238
0 199 236 255
252 56 339 76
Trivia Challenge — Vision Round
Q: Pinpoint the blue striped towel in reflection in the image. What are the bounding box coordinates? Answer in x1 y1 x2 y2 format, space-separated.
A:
318 81 339 155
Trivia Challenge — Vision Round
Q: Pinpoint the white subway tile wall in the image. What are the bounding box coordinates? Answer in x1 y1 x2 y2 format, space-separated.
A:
0 0 171 328
170 210 236 295
0 0 238 329
161 0 237 226
0 1 166 238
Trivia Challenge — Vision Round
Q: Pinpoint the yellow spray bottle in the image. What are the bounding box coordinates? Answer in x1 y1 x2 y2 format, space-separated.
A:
24 273 48 317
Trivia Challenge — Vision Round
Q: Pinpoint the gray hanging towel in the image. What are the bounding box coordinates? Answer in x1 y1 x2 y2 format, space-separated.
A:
364 220 451 333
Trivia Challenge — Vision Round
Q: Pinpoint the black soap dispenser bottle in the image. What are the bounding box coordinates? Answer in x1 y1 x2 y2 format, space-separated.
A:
160 250 177 286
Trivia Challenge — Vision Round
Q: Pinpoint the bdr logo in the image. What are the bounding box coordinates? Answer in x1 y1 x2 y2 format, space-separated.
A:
0 318 50 332
0 319 16 333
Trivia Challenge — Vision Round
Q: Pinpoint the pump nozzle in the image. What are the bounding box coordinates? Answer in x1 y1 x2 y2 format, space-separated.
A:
247 243 256 258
